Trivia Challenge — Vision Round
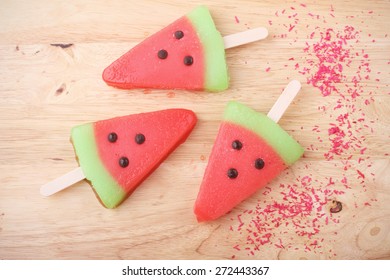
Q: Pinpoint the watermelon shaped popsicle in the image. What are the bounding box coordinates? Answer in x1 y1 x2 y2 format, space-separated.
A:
103 6 268 92
194 80 304 222
41 109 197 208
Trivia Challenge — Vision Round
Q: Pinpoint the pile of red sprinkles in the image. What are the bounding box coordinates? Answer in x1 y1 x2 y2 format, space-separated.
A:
230 175 344 257
229 3 383 259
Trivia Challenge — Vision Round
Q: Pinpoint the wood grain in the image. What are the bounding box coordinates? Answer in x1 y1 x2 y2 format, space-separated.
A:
0 0 389 259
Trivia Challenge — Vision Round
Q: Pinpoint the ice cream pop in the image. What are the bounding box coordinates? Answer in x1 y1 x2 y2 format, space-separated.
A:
102 6 268 92
194 80 304 221
41 109 197 208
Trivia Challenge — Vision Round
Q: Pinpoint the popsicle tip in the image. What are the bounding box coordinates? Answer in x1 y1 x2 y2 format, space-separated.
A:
102 65 114 83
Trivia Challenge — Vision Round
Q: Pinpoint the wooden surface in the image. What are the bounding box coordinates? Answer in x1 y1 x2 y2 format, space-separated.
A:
0 0 389 260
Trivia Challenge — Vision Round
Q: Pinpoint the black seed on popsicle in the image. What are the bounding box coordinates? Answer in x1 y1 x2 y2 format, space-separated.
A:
232 140 243 150
174 30 184 39
119 157 129 168
255 158 265 169
135 133 145 144
227 168 238 179
158 49 168 59
108 132 118 143
184 56 193 65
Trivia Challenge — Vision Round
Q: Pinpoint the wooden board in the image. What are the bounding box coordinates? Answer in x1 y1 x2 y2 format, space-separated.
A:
0 0 389 260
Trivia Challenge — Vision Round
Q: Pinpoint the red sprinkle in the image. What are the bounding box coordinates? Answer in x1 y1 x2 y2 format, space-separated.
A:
357 170 365 179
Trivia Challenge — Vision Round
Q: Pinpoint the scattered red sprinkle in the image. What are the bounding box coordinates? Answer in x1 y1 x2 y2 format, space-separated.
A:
308 12 320 19
230 174 346 256
234 16 240 24
231 3 382 259
357 170 365 179
300 26 364 97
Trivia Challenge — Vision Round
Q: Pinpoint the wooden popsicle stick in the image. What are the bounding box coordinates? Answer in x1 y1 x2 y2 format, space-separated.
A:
267 80 301 123
223 27 268 49
40 167 85 196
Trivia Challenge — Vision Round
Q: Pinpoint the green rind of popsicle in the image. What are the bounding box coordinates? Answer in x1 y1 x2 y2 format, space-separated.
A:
223 101 304 165
187 6 228 92
71 123 126 208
